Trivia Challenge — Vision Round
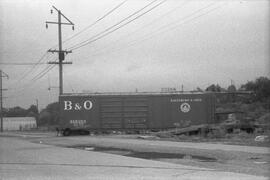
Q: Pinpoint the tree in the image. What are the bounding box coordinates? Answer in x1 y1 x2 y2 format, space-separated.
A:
205 84 222 92
227 84 236 92
241 77 270 102
46 102 59 113
4 105 40 117
38 102 60 126
6 106 27 117
196 87 204 92
38 110 52 126
27 105 38 114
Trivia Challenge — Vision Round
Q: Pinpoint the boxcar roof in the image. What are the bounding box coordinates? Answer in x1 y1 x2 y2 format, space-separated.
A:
61 91 208 96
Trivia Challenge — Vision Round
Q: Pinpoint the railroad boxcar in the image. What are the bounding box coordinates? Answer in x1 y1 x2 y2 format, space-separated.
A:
59 92 215 135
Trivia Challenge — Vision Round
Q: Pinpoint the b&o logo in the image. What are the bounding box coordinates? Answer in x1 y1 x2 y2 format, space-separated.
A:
64 100 93 111
180 103 191 113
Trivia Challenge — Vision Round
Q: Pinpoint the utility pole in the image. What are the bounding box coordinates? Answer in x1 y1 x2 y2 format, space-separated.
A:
46 6 74 95
0 70 8 132
181 84 184 93
35 99 39 113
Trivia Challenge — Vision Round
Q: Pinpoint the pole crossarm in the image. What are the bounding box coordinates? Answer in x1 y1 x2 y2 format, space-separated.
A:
48 49 72 54
47 61 72 64
48 86 59 90
46 21 74 25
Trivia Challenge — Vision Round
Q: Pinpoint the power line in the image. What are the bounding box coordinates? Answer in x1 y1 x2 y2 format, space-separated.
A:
66 0 159 50
60 0 128 46
88 0 189 57
7 52 55 91
32 64 57 82
31 64 52 81
69 0 167 51
90 2 223 57
0 63 48 65
67 0 162 51
16 52 51 83
6 64 56 97
32 64 55 81
7 56 57 93
8 64 54 92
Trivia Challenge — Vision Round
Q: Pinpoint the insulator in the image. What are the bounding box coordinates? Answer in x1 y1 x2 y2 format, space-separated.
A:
46 24 48 29
72 26 74 31
51 9 53 14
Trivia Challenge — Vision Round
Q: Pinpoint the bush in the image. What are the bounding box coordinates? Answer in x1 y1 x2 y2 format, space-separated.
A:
207 127 226 139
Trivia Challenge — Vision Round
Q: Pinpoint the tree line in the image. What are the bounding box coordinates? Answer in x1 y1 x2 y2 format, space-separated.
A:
2 105 38 117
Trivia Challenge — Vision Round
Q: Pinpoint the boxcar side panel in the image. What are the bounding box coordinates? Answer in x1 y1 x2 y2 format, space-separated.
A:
99 97 122 129
59 93 215 131
122 96 148 129
148 96 171 129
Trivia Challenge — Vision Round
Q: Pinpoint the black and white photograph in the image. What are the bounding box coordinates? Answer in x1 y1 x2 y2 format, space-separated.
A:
0 0 269 179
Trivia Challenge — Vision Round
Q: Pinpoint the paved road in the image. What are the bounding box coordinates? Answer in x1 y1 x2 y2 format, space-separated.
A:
0 136 267 180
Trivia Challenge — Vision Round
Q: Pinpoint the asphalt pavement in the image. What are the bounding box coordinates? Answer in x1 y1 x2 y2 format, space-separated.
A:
0 135 268 180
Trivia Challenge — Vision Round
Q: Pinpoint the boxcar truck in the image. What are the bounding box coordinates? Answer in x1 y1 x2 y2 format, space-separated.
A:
59 92 216 136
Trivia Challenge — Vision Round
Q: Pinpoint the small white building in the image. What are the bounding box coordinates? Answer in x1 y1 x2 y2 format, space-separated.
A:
3 117 37 131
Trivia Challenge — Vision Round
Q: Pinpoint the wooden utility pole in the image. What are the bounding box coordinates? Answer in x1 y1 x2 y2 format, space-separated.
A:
46 6 74 95
181 84 184 93
0 70 8 132
35 99 39 113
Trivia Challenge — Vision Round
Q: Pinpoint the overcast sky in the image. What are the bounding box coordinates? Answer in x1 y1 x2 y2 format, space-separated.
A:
0 0 269 109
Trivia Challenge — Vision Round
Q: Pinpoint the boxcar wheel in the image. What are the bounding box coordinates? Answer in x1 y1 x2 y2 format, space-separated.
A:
63 128 71 136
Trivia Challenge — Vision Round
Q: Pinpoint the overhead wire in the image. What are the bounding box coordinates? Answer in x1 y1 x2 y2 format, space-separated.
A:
15 52 51 83
67 0 163 51
32 64 55 81
89 2 224 57
32 64 57 82
7 52 53 91
88 0 189 57
0 62 48 65
60 0 129 46
9 62 57 96
8 54 56 92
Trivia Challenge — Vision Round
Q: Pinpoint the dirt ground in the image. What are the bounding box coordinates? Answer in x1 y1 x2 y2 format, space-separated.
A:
2 131 269 177
23 132 269 178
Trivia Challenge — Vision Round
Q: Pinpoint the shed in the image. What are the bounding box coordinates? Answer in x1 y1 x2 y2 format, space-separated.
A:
3 117 37 131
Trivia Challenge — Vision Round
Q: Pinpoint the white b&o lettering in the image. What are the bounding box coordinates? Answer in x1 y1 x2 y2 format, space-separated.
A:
84 100 93 110
64 101 73 110
64 100 93 110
